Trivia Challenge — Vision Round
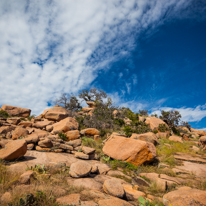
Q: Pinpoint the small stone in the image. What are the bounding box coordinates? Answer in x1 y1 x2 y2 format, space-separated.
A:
36 146 51 152
59 144 73 150
103 179 125 198
19 170 34 184
27 143 34 150
66 139 81 148
0 192 12 204
75 152 89 160
69 161 92 178
82 146 96 155
94 135 101 141
38 139 53 148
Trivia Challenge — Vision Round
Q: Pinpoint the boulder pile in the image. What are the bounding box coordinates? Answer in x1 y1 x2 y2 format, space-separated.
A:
0 105 98 161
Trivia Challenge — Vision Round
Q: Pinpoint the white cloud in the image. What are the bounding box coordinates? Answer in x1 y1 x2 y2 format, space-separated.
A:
151 104 206 122
0 0 193 115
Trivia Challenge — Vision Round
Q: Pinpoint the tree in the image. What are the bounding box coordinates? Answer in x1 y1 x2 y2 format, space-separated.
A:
160 110 181 127
181 121 191 131
139 110 148 116
78 88 107 103
54 93 82 111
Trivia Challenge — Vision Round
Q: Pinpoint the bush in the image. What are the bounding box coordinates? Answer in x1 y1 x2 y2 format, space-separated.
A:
123 125 133 137
114 118 125 127
160 110 181 127
27 114 36 121
123 121 151 137
153 130 158 134
139 110 148 116
172 127 181 136
158 124 168 132
0 110 10 118
58 133 67 141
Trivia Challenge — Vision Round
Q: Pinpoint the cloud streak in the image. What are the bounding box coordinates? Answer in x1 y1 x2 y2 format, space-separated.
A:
0 0 193 114
151 104 206 123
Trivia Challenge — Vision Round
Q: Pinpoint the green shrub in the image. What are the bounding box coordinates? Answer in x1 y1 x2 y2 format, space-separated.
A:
27 114 36 121
172 127 181 136
58 133 67 141
153 130 158 134
75 116 85 130
138 196 158 206
158 124 168 132
114 118 125 127
0 110 10 118
123 125 133 137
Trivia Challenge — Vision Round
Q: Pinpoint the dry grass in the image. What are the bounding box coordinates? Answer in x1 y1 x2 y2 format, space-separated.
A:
0 161 85 206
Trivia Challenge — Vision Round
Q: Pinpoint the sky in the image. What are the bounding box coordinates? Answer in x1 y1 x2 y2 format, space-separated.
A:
0 0 206 130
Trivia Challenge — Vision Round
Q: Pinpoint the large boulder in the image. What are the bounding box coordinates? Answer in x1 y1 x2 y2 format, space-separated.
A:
103 135 156 166
1 105 31 118
0 140 27 160
163 187 206 206
145 117 168 131
52 117 79 134
12 127 29 140
131 132 159 145
80 128 100 136
42 105 71 121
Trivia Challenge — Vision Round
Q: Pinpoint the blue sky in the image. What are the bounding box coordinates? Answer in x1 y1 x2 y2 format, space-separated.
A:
0 0 206 130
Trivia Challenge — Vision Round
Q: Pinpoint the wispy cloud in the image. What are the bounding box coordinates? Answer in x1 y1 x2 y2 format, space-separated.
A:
0 0 193 114
151 104 206 122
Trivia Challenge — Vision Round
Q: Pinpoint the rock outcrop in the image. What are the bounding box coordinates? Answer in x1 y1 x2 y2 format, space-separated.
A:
0 140 27 161
103 135 156 166
1 105 31 117
42 105 71 121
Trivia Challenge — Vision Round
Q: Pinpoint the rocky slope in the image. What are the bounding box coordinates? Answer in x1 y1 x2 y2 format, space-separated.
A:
0 104 206 206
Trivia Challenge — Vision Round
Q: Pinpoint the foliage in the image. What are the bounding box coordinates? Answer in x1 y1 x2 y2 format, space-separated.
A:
78 88 107 102
75 116 86 130
114 118 125 127
58 133 67 141
158 124 169 132
26 164 47 174
106 159 139 173
27 114 36 121
81 137 103 159
111 175 132 183
139 110 148 116
138 196 158 206
181 121 191 131
151 113 158 118
123 125 133 137
0 110 10 118
123 121 151 137
153 130 158 134
160 110 181 127
17 191 56 206
54 93 82 111
79 98 120 130
171 127 181 136
123 108 139 124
